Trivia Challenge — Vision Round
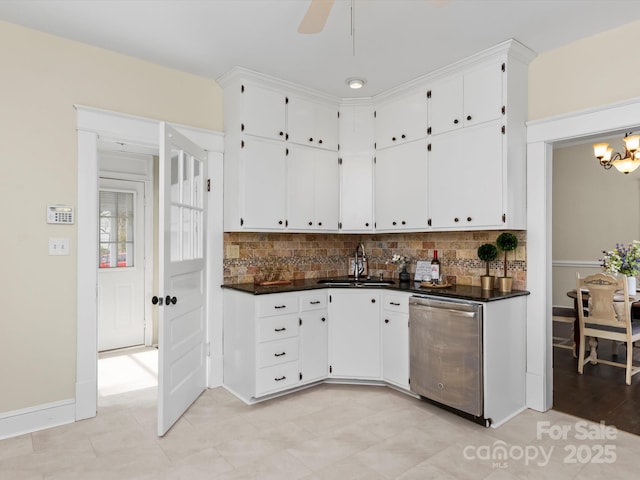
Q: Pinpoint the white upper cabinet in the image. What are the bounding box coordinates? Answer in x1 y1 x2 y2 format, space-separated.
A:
288 96 339 151
374 139 428 232
340 153 374 232
287 145 340 231
339 104 374 152
428 122 504 229
239 136 288 230
428 59 504 136
375 90 429 150
241 82 288 141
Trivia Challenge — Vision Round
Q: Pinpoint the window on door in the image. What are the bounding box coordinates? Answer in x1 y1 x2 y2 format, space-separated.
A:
99 191 135 268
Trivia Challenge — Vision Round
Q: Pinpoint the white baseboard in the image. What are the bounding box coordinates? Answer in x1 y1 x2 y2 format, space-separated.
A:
0 399 75 440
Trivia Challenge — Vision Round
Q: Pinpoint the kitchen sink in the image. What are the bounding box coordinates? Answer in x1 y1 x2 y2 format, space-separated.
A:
317 278 395 287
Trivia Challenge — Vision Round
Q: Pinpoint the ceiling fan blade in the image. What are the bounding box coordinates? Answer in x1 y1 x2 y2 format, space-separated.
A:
298 0 335 34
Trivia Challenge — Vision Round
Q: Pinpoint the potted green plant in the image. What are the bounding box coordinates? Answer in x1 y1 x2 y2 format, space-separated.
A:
477 243 498 290
496 232 518 292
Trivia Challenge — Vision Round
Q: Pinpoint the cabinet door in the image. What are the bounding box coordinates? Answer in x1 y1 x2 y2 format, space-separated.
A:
428 75 463 136
340 153 374 232
429 123 503 228
288 96 338 150
339 104 374 152
382 311 409 389
242 83 287 141
375 91 429 150
374 140 428 231
313 149 340 231
287 145 339 231
286 145 315 230
242 136 287 229
300 310 328 384
463 60 504 128
329 291 381 379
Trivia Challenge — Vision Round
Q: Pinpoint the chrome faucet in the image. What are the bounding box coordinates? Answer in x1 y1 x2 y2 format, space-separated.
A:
354 243 366 280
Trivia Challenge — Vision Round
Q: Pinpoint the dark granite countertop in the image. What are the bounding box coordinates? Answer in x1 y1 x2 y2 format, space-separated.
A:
221 277 529 302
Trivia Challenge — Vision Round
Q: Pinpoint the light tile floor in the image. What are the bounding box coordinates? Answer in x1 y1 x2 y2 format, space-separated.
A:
2 352 640 479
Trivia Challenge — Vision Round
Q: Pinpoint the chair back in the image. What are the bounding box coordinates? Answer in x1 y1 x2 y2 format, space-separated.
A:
576 273 631 331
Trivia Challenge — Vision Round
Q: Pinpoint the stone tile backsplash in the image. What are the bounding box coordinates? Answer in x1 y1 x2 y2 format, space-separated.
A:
223 231 526 290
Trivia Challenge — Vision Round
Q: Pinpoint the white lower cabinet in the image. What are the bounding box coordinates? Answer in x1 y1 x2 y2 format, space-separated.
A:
382 292 411 390
300 293 329 384
328 290 381 379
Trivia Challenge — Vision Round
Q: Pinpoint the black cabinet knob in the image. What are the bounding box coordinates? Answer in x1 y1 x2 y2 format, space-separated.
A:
392 221 397 226
454 217 459 222
401 220 406 225
309 221 313 226
467 115 472 121
279 131 284 136
371 298 376 303
278 220 283 225
365 222 369 227
454 119 459 124
401 134 406 139
318 139 323 144
318 222 322 226
152 296 159 305
392 137 396 141
467 216 472 222
309 137 313 142
321 317 326 322
385 319 390 324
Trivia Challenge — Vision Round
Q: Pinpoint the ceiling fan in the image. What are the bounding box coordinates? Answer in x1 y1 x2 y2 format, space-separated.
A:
297 0 450 34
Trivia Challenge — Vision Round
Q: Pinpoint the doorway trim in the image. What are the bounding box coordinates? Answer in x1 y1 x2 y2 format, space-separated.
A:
526 97 640 412
76 105 224 421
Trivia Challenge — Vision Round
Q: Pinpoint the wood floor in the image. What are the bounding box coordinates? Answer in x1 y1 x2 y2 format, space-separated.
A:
553 326 640 436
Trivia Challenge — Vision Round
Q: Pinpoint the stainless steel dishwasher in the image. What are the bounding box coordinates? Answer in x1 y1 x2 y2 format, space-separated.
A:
409 295 486 423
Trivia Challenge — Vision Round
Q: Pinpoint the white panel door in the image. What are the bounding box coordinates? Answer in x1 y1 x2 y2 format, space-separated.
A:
97 179 145 351
157 123 207 436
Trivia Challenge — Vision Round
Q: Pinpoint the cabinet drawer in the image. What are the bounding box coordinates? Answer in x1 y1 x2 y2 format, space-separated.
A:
257 294 298 317
383 294 410 314
258 338 299 368
258 314 299 342
255 361 299 396
300 293 327 311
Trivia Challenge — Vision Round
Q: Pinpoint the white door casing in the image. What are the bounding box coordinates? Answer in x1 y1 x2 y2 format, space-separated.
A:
98 179 146 351
157 123 208 436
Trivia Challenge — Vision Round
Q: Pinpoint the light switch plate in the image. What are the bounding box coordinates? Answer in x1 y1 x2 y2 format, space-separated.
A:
49 237 70 255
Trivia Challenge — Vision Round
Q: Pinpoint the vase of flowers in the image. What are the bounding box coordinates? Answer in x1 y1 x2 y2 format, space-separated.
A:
477 243 498 290
496 232 518 292
601 240 640 293
389 254 411 283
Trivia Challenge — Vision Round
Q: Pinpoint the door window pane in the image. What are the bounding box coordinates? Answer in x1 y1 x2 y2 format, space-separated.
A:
99 191 134 268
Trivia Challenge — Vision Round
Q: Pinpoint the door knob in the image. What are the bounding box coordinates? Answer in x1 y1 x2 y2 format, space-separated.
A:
165 296 177 305
152 296 163 305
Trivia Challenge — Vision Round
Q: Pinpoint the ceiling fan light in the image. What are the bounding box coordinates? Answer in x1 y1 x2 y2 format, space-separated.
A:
346 77 366 89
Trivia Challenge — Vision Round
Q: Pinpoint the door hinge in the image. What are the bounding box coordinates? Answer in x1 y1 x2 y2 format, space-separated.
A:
427 143 432 152
286 147 289 156
241 84 245 93
241 139 245 148
427 90 432 99
408 377 411 385
299 318 302 326
374 156 376 164
501 105 506 115
240 217 244 226
285 96 289 104
501 125 506 134
338 158 342 165
329 294 332 303
241 123 244 132
428 218 432 227
206 342 211 357
501 62 506 72
427 126 432 135
338 221 342 229
299 372 303 381
373 110 376 118
329 365 333 374
337 111 340 118
337 143 340 151
207 179 211 192
502 213 506 223
285 219 288 227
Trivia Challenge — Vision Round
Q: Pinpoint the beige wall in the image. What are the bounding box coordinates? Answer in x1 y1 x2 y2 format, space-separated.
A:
0 20 222 413
552 139 640 307
528 19 640 121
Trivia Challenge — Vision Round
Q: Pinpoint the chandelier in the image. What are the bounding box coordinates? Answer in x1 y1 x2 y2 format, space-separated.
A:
593 133 640 174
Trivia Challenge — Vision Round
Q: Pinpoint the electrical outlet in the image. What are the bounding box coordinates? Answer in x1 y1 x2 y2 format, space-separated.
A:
49 238 70 256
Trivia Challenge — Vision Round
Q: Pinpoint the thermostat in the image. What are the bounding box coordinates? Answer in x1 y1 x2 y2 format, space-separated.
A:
47 205 74 224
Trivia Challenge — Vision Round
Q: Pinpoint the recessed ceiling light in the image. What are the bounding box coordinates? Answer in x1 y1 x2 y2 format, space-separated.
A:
346 77 366 89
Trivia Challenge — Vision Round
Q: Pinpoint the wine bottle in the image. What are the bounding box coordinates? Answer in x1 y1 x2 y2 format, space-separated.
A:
431 250 440 282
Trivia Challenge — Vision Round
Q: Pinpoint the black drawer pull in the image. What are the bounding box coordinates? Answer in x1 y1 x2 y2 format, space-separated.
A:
274 352 286 357
274 376 286 381
390 302 401 306
274 327 286 332
274 305 286 309
310 300 321 305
